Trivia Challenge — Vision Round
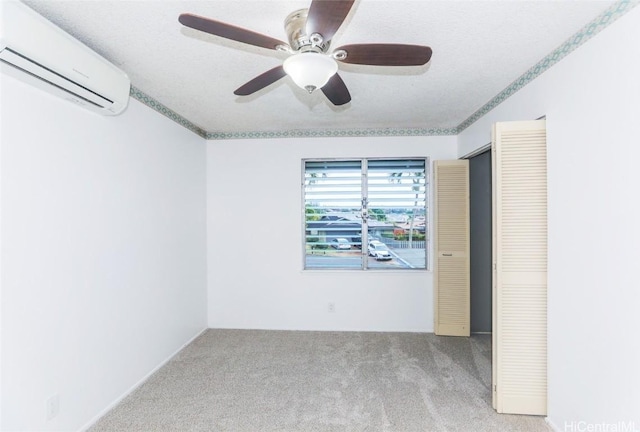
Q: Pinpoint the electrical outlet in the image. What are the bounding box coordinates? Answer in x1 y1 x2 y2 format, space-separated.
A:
46 394 59 421
328 302 336 313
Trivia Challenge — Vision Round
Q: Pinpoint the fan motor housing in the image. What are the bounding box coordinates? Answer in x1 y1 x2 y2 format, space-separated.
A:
284 9 329 53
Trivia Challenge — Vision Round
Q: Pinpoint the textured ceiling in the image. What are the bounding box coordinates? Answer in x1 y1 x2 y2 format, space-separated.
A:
22 0 619 138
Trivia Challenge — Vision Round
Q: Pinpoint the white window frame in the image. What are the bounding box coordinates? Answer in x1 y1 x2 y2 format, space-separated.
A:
302 157 429 271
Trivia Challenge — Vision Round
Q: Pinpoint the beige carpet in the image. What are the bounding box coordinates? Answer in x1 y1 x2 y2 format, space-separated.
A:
89 329 551 432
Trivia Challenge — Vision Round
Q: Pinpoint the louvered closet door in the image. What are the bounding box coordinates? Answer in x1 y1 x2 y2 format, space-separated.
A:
434 160 470 337
492 120 547 415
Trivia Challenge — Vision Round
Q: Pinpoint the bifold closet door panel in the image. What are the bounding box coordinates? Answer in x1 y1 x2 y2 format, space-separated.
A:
493 119 547 415
433 160 470 337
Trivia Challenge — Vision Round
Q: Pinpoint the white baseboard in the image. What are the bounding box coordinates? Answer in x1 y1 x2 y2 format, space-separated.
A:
207 325 434 333
78 327 207 432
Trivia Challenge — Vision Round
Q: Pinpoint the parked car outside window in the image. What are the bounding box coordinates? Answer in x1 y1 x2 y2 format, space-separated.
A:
368 241 392 260
331 238 351 250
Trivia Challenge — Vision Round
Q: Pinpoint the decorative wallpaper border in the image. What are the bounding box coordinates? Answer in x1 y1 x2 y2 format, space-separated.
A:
455 0 639 133
132 0 637 140
206 127 458 140
129 86 207 138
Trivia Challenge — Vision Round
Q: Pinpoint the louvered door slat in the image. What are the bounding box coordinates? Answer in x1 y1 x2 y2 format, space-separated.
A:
493 120 547 415
434 160 470 337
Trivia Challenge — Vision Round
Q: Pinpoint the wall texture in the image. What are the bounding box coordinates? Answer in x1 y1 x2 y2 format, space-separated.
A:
0 76 207 431
207 136 457 333
458 6 640 429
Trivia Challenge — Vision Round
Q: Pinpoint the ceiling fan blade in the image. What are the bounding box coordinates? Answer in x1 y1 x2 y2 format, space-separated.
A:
321 73 351 106
234 66 287 96
306 0 355 43
179 13 286 51
335 44 433 66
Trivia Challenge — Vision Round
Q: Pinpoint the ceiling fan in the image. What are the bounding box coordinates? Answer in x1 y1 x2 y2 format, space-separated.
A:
178 0 432 106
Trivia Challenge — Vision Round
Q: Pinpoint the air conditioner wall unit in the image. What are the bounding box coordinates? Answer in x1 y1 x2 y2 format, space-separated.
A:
0 1 130 115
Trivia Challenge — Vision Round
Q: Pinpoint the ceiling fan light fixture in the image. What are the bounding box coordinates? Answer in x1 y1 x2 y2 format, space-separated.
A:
179 0 431 105
283 52 338 93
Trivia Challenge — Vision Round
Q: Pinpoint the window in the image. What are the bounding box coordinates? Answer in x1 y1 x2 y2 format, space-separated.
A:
303 158 428 270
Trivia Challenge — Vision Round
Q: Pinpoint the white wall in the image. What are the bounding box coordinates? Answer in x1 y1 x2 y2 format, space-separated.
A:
458 6 640 429
207 136 457 332
0 75 207 431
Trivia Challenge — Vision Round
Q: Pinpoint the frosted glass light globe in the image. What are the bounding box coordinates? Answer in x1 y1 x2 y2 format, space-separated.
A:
283 53 338 93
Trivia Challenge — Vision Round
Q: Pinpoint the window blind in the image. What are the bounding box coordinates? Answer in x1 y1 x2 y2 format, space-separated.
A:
304 159 427 270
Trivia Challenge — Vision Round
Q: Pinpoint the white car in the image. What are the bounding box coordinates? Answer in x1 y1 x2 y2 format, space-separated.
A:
330 238 351 250
368 241 392 260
